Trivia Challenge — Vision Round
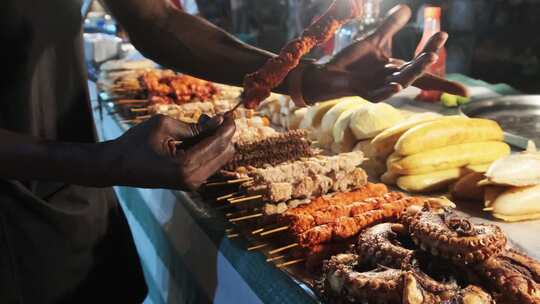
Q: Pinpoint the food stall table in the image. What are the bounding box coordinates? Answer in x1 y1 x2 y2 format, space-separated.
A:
88 74 539 304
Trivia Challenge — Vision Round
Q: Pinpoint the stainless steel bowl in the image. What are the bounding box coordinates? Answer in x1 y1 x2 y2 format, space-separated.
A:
460 95 540 149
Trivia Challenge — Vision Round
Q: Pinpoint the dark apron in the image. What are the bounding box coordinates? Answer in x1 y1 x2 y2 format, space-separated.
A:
0 1 146 303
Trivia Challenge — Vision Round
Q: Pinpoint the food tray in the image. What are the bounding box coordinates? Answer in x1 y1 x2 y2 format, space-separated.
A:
460 95 540 149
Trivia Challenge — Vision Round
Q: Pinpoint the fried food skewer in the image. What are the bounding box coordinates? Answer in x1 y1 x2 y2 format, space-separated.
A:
241 0 362 109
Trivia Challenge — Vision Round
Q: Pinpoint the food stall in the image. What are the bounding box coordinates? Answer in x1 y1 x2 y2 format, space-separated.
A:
84 1 540 304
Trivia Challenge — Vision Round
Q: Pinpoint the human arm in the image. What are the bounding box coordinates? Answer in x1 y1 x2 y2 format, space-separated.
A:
103 0 466 104
0 114 235 190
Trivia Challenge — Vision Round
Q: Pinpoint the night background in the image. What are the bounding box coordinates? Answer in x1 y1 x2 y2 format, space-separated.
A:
195 0 540 94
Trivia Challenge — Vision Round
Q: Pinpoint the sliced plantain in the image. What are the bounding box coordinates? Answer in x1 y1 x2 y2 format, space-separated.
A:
489 185 540 222
319 100 366 148
349 103 404 141
371 112 442 159
397 164 490 193
391 142 511 175
395 117 504 156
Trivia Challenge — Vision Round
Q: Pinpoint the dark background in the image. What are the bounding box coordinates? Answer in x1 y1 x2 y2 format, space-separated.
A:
195 0 540 94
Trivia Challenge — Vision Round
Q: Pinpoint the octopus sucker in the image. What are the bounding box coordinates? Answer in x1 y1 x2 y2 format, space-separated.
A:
475 250 540 304
354 223 415 269
321 220 494 304
401 206 506 264
321 204 540 303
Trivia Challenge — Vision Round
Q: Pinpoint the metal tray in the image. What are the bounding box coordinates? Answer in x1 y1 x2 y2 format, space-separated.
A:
460 95 540 149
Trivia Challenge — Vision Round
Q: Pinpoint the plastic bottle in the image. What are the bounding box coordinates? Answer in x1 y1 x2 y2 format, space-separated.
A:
415 6 447 102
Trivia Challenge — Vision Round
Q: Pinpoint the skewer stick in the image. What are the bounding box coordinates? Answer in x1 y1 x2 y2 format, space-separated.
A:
266 255 286 262
227 195 246 202
259 226 289 236
229 195 263 204
230 98 244 113
114 99 148 105
227 233 240 239
120 119 144 124
268 243 299 255
130 107 149 113
247 243 269 251
205 178 252 187
483 207 494 211
229 213 263 223
277 258 306 268
226 210 249 218
251 228 265 235
225 228 235 233
136 115 152 120
217 192 239 201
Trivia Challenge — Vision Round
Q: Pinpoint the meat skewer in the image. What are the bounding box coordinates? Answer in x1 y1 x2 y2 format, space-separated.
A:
284 192 408 235
226 130 314 171
221 151 367 203
298 197 426 247
241 0 362 109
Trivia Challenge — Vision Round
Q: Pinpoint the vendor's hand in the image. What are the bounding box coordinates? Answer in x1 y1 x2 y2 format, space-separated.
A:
109 114 236 190
302 4 468 104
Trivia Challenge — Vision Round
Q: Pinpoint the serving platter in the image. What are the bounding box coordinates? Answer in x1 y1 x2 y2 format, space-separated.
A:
460 95 540 149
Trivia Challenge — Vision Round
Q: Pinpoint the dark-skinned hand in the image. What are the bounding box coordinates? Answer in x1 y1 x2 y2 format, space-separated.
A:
108 113 235 191
302 4 468 104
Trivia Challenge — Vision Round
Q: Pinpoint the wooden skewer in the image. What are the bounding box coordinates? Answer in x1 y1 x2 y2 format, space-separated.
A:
120 119 142 124
114 99 148 105
225 207 257 218
225 228 235 233
277 258 306 268
227 195 246 202
217 192 239 201
172 140 183 145
483 207 494 211
247 243 268 251
259 226 289 236
251 228 265 235
229 213 263 223
227 233 240 239
130 107 149 113
266 255 286 262
205 178 252 187
229 195 263 204
136 115 152 120
268 243 299 255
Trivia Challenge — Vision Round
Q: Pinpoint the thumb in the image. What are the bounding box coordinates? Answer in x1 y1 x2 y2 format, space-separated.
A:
197 114 224 135
179 114 224 140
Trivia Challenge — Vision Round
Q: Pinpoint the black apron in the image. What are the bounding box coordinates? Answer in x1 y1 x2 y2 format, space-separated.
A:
0 1 147 303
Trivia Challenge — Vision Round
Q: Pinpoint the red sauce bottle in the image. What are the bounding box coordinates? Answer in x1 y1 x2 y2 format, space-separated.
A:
415 6 447 102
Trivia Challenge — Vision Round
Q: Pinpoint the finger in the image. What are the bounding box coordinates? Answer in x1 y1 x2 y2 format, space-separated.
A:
175 114 224 141
388 58 406 66
413 74 469 97
371 5 412 47
180 143 236 191
368 82 403 101
308 68 358 102
181 115 236 169
387 52 437 88
196 143 236 185
198 114 211 126
419 32 448 54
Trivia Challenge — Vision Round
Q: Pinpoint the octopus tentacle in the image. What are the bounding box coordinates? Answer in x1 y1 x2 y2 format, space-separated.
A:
401 206 507 264
355 223 415 269
475 250 540 304
322 249 494 303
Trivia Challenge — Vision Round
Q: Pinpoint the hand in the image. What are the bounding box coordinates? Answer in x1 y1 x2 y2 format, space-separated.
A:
108 114 236 190
301 5 468 104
